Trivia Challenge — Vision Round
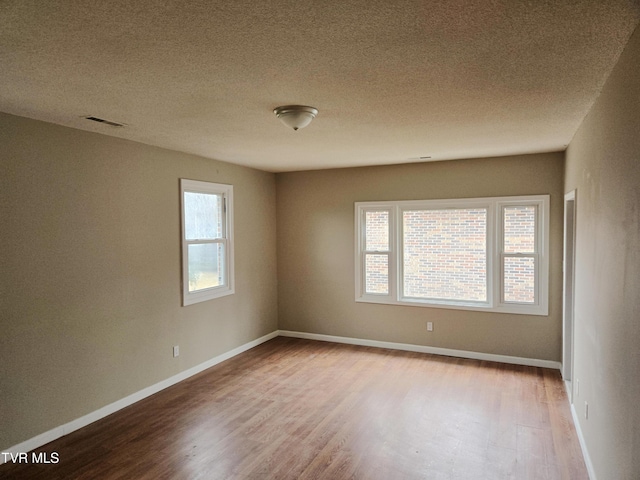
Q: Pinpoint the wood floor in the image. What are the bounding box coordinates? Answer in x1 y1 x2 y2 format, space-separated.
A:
1 337 588 479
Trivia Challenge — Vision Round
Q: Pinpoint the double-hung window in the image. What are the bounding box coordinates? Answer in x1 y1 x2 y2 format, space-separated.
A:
362 209 393 296
355 195 549 315
180 179 234 306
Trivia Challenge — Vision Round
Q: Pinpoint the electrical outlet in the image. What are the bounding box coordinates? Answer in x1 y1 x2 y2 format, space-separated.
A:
427 321 433 332
585 401 589 419
173 345 179 358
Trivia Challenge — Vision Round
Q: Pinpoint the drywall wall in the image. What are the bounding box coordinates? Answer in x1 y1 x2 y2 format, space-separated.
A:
0 113 278 450
276 152 564 361
564 25 640 480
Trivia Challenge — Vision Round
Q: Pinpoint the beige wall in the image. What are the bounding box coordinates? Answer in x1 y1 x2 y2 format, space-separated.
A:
6 27 638 473
276 152 564 361
0 113 278 450
564 25 640 480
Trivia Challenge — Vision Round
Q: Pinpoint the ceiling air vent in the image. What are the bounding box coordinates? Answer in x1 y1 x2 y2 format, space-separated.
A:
83 116 126 127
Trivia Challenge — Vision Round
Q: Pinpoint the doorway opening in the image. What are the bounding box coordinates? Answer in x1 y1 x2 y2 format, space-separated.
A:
562 190 576 401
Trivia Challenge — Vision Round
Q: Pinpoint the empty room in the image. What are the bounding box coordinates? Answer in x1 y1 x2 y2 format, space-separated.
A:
1 1 639 479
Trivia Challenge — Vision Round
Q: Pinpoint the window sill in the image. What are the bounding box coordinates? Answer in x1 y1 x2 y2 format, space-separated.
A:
183 286 235 306
355 296 548 316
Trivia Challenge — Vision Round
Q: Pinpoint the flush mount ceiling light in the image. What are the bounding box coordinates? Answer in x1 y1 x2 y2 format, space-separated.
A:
273 105 318 131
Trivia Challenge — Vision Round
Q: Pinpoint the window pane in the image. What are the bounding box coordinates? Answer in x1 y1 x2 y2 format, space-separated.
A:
503 256 535 303
184 192 223 240
188 243 224 292
503 206 536 253
365 254 389 294
403 209 487 301
365 211 389 251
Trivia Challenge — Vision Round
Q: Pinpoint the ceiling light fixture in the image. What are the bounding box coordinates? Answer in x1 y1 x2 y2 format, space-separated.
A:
273 105 318 131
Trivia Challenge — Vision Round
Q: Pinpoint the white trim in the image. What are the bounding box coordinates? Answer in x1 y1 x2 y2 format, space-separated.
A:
355 195 550 316
277 330 561 370
1 331 278 463
355 206 395 300
3 329 565 463
180 179 235 306
570 402 597 480
562 190 577 384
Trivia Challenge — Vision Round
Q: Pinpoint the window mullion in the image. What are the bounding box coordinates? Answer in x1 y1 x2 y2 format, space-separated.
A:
398 206 406 301
502 252 537 258
389 206 397 300
488 202 497 308
185 238 224 245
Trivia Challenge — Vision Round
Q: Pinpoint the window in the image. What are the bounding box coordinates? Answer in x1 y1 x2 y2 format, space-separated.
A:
181 179 234 305
355 195 549 315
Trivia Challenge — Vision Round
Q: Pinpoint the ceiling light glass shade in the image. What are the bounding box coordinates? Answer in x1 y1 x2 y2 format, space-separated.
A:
273 105 318 131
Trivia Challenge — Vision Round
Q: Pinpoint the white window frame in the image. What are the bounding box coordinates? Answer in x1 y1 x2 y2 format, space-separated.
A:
181 179 234 306
359 207 397 299
355 195 549 316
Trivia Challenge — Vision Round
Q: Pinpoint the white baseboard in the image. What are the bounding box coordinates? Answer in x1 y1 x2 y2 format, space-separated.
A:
3 329 563 463
1 331 279 463
570 402 597 480
278 330 562 370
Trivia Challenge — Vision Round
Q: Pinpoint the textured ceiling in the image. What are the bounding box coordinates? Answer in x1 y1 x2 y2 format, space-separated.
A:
1 1 639 172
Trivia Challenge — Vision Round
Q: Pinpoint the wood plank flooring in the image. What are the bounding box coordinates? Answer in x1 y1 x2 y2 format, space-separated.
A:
0 337 589 479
